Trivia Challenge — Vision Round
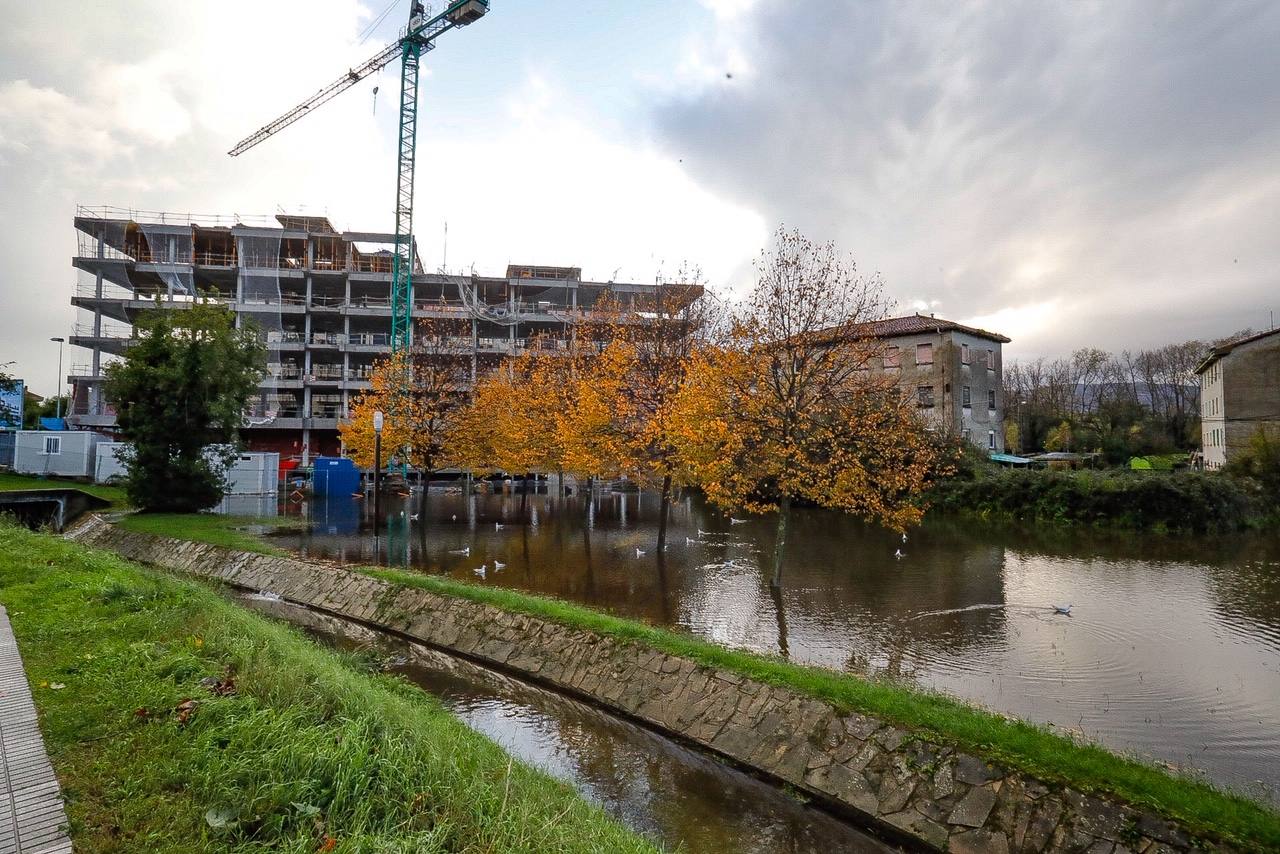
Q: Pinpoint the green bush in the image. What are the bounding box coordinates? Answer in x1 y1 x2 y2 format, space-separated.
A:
1224 428 1280 505
929 468 1261 532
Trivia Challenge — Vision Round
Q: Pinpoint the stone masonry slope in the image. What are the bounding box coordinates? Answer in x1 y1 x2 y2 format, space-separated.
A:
66 514 1241 854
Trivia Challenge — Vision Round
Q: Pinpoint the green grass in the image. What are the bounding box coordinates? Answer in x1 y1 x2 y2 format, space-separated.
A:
366 566 1280 851
0 522 655 854
115 512 304 556
0 471 129 507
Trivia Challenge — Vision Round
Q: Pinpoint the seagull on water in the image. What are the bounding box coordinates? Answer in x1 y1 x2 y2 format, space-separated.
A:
451 514 457 521
493 560 506 571
729 517 747 525
473 564 487 579
450 546 470 556
635 547 646 558
495 522 505 530
894 549 904 559
902 532 908 544
686 536 698 546
1052 604 1073 615
409 513 419 521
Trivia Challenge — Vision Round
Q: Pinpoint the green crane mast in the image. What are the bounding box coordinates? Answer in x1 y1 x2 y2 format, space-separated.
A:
229 0 491 353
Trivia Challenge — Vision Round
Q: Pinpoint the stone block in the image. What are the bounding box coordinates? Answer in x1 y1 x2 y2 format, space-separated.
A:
948 785 998 828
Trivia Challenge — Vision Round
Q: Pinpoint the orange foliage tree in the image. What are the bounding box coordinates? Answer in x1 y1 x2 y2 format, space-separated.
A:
667 227 945 586
340 320 470 515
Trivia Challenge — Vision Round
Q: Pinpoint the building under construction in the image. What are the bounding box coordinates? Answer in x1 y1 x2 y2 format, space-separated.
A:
68 206 702 463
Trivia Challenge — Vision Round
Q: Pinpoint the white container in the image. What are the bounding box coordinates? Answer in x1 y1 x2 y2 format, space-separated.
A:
223 452 279 495
13 431 102 479
94 442 131 483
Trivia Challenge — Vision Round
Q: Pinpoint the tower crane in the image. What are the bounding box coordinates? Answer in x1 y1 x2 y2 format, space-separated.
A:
229 0 491 353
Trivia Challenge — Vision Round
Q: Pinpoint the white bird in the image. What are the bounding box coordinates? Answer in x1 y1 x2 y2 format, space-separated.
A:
635 547 646 558
409 513 420 521
729 517 747 525
450 546 470 556
1052 604 1073 615
902 532 908 544
686 536 697 546
473 564 487 579
451 514 457 521
894 549 904 559
495 522 505 530
493 560 506 571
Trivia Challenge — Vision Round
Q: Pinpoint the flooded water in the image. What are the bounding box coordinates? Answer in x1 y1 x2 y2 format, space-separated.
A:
271 486 1280 804
237 593 897 854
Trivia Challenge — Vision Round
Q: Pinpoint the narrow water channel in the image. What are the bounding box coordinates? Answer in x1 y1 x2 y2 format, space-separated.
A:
235 592 899 854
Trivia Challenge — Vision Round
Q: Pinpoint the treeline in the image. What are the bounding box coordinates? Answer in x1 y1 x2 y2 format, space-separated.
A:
1002 333 1250 461
341 228 954 578
930 468 1265 532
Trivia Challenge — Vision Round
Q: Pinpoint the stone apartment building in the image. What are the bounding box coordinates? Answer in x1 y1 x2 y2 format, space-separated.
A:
1196 327 1280 470
826 314 1010 452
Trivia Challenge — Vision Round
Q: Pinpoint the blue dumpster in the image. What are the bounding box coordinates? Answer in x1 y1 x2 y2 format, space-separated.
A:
312 456 360 497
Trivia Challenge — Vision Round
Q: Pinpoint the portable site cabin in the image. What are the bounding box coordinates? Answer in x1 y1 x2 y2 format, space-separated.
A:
94 441 130 483
94 445 279 493
219 452 280 495
13 430 102 479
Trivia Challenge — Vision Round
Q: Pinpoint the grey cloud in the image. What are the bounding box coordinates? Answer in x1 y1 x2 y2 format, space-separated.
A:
654 0 1280 356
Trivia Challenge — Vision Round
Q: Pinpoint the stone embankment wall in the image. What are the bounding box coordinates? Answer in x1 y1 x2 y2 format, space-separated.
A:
68 516 1230 854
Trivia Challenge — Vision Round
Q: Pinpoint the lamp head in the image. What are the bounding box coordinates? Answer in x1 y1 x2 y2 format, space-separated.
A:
373 410 384 433
50 336 65 343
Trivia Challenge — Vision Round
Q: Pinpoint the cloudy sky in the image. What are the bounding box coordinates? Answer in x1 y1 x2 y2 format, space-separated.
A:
2 0 1277 396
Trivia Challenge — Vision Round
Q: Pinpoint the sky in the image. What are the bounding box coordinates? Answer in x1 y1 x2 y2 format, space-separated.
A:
1 0 1277 396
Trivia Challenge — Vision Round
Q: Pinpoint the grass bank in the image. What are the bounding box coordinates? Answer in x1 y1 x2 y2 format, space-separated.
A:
928 468 1266 532
0 523 654 853
115 512 304 556
0 471 128 507
367 566 1280 850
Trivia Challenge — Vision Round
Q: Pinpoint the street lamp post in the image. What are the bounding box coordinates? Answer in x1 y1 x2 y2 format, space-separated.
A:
373 410 384 528
49 337 65 421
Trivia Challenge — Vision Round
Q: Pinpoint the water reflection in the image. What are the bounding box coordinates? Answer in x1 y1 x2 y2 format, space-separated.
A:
272 487 1280 803
239 594 897 854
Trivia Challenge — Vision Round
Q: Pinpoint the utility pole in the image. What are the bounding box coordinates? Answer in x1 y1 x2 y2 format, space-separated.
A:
49 337 65 421
373 410 384 528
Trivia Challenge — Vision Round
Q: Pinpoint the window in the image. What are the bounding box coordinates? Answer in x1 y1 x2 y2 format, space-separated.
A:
962 386 971 408
988 389 996 409
43 436 61 455
916 343 933 365
961 344 970 364
988 430 996 450
986 349 995 370
883 346 900 368
916 385 935 408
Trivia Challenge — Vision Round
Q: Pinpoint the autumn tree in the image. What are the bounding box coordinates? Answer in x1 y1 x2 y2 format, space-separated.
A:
340 319 470 516
569 276 723 550
668 227 943 587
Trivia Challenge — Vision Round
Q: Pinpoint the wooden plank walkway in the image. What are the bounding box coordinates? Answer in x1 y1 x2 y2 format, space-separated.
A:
0 606 71 854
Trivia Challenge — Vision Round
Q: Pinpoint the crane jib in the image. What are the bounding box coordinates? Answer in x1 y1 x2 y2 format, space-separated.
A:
227 0 491 356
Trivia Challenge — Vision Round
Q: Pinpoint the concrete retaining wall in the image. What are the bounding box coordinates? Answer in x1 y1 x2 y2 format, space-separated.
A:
68 515 1233 853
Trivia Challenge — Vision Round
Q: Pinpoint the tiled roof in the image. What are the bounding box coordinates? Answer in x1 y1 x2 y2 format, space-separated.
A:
1194 326 1280 375
824 313 1011 344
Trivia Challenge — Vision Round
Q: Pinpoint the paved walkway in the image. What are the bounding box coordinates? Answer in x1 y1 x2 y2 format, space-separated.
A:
0 606 71 854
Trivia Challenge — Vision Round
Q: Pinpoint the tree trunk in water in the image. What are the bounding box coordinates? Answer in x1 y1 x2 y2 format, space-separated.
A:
656 473 673 552
520 472 529 519
418 470 432 518
770 494 792 588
